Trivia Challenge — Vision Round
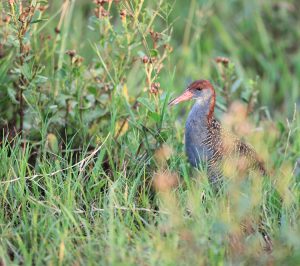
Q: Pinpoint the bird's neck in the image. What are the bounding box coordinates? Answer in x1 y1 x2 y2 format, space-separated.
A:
188 89 216 126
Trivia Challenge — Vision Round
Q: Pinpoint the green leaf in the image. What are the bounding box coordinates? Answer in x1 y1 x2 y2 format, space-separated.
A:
137 97 155 112
0 53 12 83
36 75 48 84
30 18 48 24
83 108 108 123
157 130 170 142
277 121 285 134
149 112 160 123
21 64 31 81
150 49 159 57
56 68 67 79
7 87 19 104
88 86 97 95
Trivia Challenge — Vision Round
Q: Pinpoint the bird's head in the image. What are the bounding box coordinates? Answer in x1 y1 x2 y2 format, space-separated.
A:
168 79 215 106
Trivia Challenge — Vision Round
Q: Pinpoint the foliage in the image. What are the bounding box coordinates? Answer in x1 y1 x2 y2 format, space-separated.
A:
0 0 299 265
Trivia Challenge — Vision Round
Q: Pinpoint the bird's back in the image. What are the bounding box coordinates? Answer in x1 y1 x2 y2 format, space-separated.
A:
186 116 266 187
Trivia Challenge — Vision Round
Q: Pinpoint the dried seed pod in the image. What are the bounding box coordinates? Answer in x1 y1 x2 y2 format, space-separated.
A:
101 9 109 17
164 44 173 53
149 57 157 64
39 5 48 12
149 29 160 43
215 56 230 66
95 0 109 5
18 12 27 23
120 9 126 20
150 82 160 94
66 49 76 58
74 56 84 66
154 82 160 89
24 7 31 13
94 6 109 18
2 15 11 23
142 55 149 64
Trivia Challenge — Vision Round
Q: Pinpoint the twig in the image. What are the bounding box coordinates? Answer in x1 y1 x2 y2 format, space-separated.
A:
284 103 297 159
1 133 110 184
32 202 168 215
69 205 168 215
9 2 37 136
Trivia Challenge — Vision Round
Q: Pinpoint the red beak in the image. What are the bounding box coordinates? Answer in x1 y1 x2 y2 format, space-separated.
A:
168 89 194 106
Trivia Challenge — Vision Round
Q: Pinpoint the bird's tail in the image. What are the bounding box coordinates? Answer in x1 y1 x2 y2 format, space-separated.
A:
235 140 268 176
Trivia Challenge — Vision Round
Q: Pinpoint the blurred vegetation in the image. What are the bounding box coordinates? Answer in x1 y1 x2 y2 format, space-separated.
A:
0 0 299 265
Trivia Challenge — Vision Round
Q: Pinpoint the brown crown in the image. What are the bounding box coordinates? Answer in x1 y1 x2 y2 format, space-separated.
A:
188 79 213 91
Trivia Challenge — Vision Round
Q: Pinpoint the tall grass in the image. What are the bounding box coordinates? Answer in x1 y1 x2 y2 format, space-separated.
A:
0 0 299 265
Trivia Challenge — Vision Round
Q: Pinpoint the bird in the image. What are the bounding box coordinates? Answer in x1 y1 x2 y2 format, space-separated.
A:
169 79 267 192
169 79 273 251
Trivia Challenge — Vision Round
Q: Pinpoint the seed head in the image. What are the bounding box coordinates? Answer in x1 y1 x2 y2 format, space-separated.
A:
74 56 84 66
94 6 109 18
66 49 76 58
120 9 126 20
150 82 160 94
94 0 109 6
215 56 230 66
164 44 173 53
2 15 11 23
18 12 27 23
38 5 48 12
142 55 149 64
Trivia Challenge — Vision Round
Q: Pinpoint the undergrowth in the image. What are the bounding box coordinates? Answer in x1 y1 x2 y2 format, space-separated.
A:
0 0 299 265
